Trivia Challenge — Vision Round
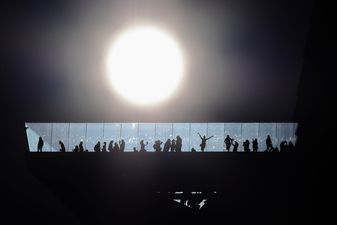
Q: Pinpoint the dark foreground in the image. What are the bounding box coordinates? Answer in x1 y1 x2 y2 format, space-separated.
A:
26 152 309 225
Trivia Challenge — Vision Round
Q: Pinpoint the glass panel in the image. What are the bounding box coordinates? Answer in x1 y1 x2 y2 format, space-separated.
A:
292 123 298 144
276 123 298 149
224 123 242 152
241 123 259 152
51 123 69 152
173 123 190 151
277 123 290 143
103 123 121 151
155 123 173 145
259 123 277 151
138 123 155 152
86 123 104 152
121 123 138 151
26 123 52 152
207 123 224 151
69 123 86 152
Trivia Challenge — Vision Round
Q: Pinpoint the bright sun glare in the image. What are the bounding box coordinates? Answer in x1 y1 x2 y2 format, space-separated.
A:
106 26 184 105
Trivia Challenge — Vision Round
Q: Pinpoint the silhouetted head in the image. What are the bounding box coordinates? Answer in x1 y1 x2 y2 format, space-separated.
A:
203 135 206 139
59 141 62 144
226 135 229 138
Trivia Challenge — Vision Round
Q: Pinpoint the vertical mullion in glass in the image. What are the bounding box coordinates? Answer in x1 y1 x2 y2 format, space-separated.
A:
67 123 70 151
154 123 157 140
120 123 122 140
137 122 139 150
189 123 191 151
85 123 88 151
206 123 209 152
50 123 54 152
240 123 243 151
103 123 105 141
258 123 261 152
222 123 226 151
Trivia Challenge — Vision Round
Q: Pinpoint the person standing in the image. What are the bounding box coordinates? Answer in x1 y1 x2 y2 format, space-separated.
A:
37 136 44 152
198 133 214 152
59 140 66 153
252 138 258 152
176 136 182 152
224 135 233 152
266 135 273 152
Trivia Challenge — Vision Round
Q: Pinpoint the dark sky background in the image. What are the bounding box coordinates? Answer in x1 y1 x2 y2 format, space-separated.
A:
2 1 323 224
3 0 314 122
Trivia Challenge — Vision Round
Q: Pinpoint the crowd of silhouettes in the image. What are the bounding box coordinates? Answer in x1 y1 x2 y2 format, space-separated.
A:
35 134 295 153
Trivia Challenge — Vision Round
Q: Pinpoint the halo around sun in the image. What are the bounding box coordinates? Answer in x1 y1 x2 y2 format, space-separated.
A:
106 26 184 105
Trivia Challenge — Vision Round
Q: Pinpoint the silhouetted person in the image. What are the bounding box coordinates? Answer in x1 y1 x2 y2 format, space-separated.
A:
252 138 258 152
153 140 163 152
271 147 279 153
113 142 120 152
73 145 79 153
170 139 176 152
224 135 233 152
102 142 107 152
37 136 44 152
280 141 288 152
108 140 114 152
79 141 84 153
288 141 294 151
133 147 138 152
94 141 101 152
163 139 171 152
191 147 197 153
176 136 182 152
198 132 214 152
243 139 250 152
59 140 65 153
119 139 125 152
140 140 148 152
265 135 273 152
232 141 239 152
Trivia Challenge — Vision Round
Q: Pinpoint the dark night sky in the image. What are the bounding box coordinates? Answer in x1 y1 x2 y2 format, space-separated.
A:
3 0 314 122
2 1 326 224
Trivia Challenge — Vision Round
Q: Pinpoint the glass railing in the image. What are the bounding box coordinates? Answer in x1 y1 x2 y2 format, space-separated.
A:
25 122 297 152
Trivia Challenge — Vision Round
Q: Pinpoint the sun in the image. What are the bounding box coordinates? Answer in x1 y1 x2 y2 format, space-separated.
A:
106 26 184 105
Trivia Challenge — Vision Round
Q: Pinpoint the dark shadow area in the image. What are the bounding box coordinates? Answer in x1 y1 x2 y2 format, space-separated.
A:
25 152 300 225
1 0 335 224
